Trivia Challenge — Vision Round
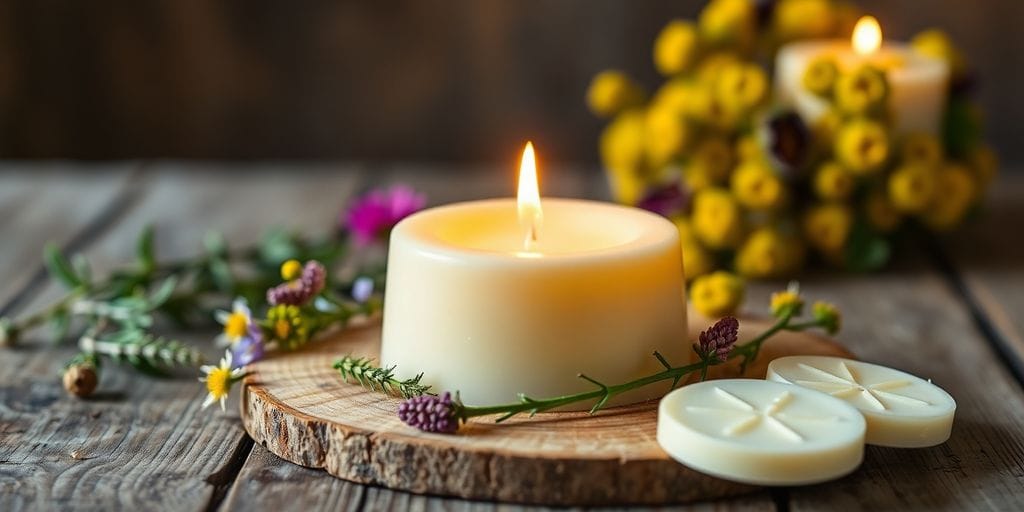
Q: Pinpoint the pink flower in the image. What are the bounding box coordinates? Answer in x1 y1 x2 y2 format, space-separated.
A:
345 185 426 246
267 260 326 306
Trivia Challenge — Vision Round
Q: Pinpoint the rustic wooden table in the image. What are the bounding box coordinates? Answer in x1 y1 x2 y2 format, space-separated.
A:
2 163 1023 511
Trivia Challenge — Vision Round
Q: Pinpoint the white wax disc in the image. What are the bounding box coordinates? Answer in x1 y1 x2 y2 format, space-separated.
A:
766 356 956 448
657 379 865 485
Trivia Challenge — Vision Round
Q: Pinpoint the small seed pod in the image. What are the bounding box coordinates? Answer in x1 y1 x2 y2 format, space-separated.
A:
63 364 99 398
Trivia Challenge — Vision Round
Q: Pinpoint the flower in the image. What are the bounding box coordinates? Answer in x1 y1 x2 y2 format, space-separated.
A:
654 20 700 76
771 283 804 317
888 165 936 213
772 0 837 42
692 188 744 249
267 260 327 306
834 65 888 115
901 133 944 168
835 119 890 175
345 185 426 246
715 62 768 113
813 161 855 201
911 29 966 80
803 203 853 253
864 188 903 233
199 350 245 411
922 164 977 231
398 391 461 434
351 276 375 303
601 110 648 204
230 325 265 367
266 304 310 350
637 182 688 217
731 160 787 210
695 316 740 363
686 136 734 187
812 301 842 335
215 298 253 347
699 0 756 53
674 218 716 280
690 271 745 318
735 227 804 279
63 363 98 398
645 103 691 168
280 259 303 280
802 56 838 97
586 70 644 117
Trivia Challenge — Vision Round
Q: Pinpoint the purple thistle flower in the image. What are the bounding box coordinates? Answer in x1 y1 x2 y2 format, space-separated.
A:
267 261 326 306
697 316 740 363
398 391 461 434
345 185 426 246
636 182 688 217
230 324 265 367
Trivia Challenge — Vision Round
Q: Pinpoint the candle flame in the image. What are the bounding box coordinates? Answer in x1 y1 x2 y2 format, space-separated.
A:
852 15 882 56
517 141 542 249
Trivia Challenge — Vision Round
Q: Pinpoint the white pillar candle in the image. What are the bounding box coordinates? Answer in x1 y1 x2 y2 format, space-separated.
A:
657 379 866 485
775 16 949 136
766 356 956 448
381 144 688 407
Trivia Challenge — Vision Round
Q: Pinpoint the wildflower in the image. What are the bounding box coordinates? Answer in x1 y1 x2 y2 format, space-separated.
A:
699 0 756 53
835 119 890 175
199 350 245 411
586 70 644 117
690 271 745 318
834 66 888 115
770 283 804 318
692 188 744 249
695 316 740 363
735 228 805 279
803 203 854 253
637 182 688 217
398 391 461 434
812 301 842 335
266 304 310 350
922 164 977 231
644 103 691 168
345 185 426 246
715 62 768 113
813 161 855 201
687 136 734 185
654 20 700 76
802 56 838 97
888 166 937 213
864 188 903 233
230 325 265 367
901 133 944 168
351 276 375 304
280 259 303 281
652 78 698 117
772 0 837 42
215 298 253 347
63 363 98 398
731 160 787 210
267 260 327 306
911 29 966 80
600 110 647 204
682 241 715 281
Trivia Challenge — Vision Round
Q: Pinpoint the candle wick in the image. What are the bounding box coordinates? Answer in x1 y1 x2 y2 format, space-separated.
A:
524 222 538 251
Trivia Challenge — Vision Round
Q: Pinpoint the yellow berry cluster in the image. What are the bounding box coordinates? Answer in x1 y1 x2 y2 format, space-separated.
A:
587 0 996 285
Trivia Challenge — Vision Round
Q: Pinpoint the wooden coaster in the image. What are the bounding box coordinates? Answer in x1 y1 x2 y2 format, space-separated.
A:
240 312 853 506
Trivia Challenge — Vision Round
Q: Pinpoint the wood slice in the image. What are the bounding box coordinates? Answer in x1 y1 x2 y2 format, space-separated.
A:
240 311 854 506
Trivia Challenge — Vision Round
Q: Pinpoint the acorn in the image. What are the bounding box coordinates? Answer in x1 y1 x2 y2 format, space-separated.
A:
63 364 99 398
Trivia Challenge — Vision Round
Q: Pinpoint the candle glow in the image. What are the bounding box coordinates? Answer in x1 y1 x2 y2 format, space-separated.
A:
517 141 543 249
852 16 882 56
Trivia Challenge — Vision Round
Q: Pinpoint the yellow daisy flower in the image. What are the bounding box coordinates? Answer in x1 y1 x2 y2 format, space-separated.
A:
773 0 837 42
715 62 768 113
813 161 855 201
199 350 245 411
600 110 648 204
834 65 888 115
731 160 787 210
654 20 701 76
214 298 252 347
812 301 842 335
645 104 691 169
888 165 937 213
692 188 745 249
912 29 966 80
698 0 756 53
922 164 977 231
586 70 644 118
802 56 839 97
900 133 944 168
690 271 745 318
770 285 804 317
834 118 890 174
803 203 854 253
864 188 903 233
735 227 805 279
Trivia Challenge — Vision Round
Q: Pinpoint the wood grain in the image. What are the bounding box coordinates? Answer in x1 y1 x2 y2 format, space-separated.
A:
240 314 852 506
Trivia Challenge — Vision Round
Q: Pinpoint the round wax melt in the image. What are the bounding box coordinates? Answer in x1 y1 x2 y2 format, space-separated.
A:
767 356 956 448
657 379 865 485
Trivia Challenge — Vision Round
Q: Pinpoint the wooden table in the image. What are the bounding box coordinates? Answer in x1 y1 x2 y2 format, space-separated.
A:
2 162 1023 511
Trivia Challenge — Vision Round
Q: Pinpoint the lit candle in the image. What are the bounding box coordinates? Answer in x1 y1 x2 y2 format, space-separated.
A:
766 356 956 447
775 15 950 135
380 143 688 407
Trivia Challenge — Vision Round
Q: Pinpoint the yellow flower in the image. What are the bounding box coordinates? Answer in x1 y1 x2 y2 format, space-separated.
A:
215 298 252 347
812 108 844 147
864 188 903 233
900 133 944 168
922 164 977 231
736 134 763 162
813 161 855 201
684 83 740 131
267 304 309 350
600 110 648 204
770 287 804 317
812 301 842 334
834 118 890 174
969 144 999 190
888 165 936 213
675 217 717 280
912 29 966 80
690 271 745 318
731 160 787 210
773 0 837 42
199 350 244 411
803 203 853 253
692 188 745 249
696 52 742 85
834 65 888 115
653 78 699 116
699 0 756 53
645 104 691 169
802 56 839 97
280 259 303 280
586 70 644 118
654 20 701 76
735 227 805 279
715 62 768 114
691 136 734 182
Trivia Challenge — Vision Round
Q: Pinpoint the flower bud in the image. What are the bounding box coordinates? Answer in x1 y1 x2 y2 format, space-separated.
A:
63 364 99 398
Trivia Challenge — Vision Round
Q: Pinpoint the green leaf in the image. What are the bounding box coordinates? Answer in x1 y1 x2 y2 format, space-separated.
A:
49 309 71 343
203 230 228 257
208 258 234 292
71 254 92 288
147 276 178 310
137 225 156 274
43 243 83 289
844 221 891 273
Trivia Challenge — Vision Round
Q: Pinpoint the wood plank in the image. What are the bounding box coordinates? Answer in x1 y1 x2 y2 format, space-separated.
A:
0 163 365 511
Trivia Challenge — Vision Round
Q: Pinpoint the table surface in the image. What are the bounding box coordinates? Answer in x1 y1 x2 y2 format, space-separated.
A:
2 162 1023 511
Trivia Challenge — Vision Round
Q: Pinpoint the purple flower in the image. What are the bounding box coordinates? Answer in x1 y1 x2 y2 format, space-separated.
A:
231 324 265 367
345 185 426 246
637 182 688 217
398 392 461 434
351 276 375 304
267 261 326 306
696 316 740 363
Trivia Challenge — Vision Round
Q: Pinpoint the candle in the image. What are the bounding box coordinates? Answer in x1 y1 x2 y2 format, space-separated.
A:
380 143 688 407
657 379 866 485
775 16 950 135
766 356 956 447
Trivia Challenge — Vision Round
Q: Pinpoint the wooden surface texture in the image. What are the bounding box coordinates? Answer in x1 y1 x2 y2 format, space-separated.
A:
1 163 1023 511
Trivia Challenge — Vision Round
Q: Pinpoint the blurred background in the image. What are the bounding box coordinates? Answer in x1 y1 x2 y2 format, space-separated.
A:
0 0 1019 165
